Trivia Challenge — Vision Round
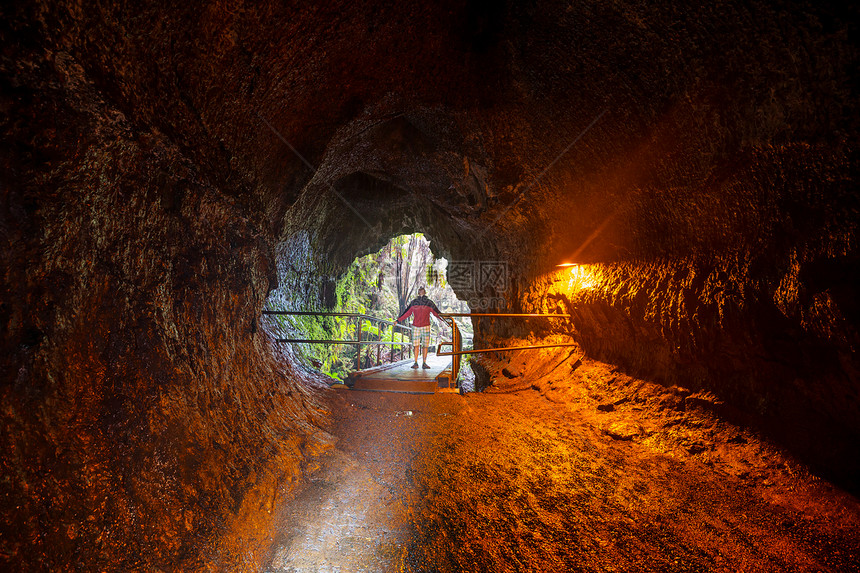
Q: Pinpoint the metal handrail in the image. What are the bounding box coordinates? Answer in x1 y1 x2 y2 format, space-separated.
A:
262 309 416 368
273 339 412 346
263 310 573 385
441 313 571 318
437 342 579 357
262 310 408 329
435 312 572 387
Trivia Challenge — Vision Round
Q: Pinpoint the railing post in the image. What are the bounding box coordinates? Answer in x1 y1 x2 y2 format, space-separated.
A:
355 317 362 370
376 320 381 366
453 320 461 386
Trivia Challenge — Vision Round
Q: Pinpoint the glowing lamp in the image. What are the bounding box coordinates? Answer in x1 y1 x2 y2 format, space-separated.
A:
555 263 596 292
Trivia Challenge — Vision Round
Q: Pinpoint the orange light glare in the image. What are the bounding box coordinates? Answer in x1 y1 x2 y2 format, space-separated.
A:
565 264 595 292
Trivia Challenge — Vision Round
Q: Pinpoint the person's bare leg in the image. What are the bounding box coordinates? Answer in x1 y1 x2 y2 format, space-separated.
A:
422 344 430 368
411 344 420 367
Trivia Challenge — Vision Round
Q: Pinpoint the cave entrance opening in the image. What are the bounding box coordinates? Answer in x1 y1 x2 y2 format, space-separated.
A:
273 233 474 383
332 232 474 380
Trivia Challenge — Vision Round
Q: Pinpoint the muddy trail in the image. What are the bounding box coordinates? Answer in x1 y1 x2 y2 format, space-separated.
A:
265 345 860 572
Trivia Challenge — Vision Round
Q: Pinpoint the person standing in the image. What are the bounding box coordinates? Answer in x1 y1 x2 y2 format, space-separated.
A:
397 287 443 369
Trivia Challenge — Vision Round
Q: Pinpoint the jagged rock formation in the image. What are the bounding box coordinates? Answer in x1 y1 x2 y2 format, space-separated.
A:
1 0 857 569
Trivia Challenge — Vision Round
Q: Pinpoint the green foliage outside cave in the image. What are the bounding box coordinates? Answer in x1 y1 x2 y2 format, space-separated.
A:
274 234 472 381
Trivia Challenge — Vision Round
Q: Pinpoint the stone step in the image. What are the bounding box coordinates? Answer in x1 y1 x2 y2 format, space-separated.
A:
346 354 452 394
350 378 439 394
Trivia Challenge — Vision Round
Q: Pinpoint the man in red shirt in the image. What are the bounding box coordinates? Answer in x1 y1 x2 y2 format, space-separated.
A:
397 287 444 369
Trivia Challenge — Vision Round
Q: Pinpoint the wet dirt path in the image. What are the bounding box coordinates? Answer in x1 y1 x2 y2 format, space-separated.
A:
266 350 860 572
265 391 459 572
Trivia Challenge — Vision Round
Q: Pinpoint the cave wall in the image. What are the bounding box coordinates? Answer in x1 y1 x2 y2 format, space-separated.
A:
506 4 860 484
521 248 859 485
2 1 494 567
511 103 859 485
1 10 327 572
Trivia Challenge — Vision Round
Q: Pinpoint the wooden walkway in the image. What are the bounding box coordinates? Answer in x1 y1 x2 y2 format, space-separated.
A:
345 353 454 394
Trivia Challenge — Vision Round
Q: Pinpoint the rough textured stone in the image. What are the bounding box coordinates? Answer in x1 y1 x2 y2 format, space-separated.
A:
0 8 329 570
604 420 643 441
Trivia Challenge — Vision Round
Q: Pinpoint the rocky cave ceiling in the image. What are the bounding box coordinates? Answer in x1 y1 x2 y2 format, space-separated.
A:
17 1 858 272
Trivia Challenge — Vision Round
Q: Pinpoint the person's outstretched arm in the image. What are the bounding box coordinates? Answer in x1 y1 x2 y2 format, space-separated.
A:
397 304 414 323
429 302 445 332
429 301 443 319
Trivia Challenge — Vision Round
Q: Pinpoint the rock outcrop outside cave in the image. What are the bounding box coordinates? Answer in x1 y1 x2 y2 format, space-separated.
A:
1 0 858 569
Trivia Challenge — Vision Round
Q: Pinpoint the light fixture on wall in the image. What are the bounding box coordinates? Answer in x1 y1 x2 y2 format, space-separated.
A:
555 262 595 291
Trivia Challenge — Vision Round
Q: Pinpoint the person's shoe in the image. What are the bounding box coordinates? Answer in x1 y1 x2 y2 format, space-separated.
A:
422 363 431 369
411 362 419 369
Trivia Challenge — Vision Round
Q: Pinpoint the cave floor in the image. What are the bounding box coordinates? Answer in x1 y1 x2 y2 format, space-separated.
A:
265 350 860 572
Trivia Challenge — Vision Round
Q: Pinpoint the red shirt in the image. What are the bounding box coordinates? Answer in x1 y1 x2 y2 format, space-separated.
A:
397 296 442 327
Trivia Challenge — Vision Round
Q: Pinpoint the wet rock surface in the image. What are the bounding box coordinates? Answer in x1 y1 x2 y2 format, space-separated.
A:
523 257 860 488
271 351 860 572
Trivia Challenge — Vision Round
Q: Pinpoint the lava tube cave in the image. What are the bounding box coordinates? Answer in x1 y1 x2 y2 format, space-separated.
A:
1 1 859 571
